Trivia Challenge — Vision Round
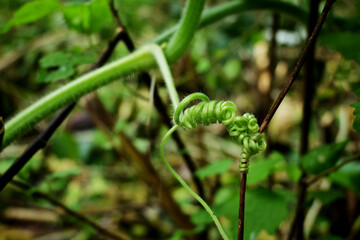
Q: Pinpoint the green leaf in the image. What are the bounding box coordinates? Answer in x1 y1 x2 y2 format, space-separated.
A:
190 209 213 225
243 189 289 240
309 189 344 205
329 162 360 197
37 50 97 82
62 0 113 34
247 152 285 185
212 187 290 240
285 163 302 182
0 0 59 34
51 131 79 159
350 97 360 132
46 168 81 180
223 58 242 80
320 32 360 63
319 235 344 240
301 140 348 174
195 158 233 179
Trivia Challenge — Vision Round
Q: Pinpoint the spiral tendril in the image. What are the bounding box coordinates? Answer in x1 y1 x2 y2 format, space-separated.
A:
174 93 267 173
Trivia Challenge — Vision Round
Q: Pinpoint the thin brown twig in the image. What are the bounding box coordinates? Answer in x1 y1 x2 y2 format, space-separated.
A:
238 172 247 240
259 0 337 134
7 177 130 240
0 117 4 150
305 154 360 186
109 0 135 51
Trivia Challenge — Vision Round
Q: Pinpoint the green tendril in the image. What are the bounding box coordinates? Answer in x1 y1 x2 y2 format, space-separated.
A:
161 93 266 239
160 125 229 240
174 93 267 173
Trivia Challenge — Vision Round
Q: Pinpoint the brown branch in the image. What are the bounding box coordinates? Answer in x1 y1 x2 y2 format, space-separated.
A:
259 0 337 133
7 177 130 240
109 0 135 51
238 172 247 240
288 0 321 238
0 116 4 150
305 154 360 186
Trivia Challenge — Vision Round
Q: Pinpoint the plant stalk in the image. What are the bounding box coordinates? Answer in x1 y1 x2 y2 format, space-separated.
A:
238 172 247 240
259 0 336 133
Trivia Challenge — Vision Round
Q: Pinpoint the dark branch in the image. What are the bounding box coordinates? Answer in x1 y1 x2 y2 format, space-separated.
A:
259 0 337 133
0 117 4 150
238 172 247 240
305 154 360 186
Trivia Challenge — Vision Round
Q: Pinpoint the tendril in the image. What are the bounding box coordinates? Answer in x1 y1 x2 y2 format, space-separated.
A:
174 93 267 173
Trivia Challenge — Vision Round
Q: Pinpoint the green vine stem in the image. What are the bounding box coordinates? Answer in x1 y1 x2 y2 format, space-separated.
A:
161 93 267 239
165 0 205 63
153 0 307 44
1 0 306 150
1 44 182 150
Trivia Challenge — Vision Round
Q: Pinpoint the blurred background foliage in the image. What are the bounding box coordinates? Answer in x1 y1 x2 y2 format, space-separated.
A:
1 0 360 239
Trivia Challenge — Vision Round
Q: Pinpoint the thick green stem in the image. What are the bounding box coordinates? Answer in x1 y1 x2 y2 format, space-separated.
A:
165 0 206 63
153 0 307 44
2 49 155 149
2 0 307 150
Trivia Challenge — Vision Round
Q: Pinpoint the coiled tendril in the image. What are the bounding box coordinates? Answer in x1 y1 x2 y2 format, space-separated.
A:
174 93 267 172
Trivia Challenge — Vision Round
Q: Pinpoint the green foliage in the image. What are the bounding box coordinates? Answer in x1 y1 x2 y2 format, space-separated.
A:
320 32 360 64
309 189 344 205
301 140 348 174
350 90 360 132
62 0 114 34
243 189 291 240
247 152 285 185
0 0 59 33
195 158 233 179
51 131 80 159
37 50 97 82
330 162 360 197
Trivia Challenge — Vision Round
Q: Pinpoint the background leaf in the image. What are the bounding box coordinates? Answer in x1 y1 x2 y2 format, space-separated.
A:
350 90 360 132
301 140 348 174
247 152 285 185
320 32 360 64
0 0 59 33
195 158 233 179
62 0 113 34
37 50 97 82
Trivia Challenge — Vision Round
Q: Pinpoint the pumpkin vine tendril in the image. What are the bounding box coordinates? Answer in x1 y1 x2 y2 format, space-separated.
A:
173 92 267 172
161 93 266 240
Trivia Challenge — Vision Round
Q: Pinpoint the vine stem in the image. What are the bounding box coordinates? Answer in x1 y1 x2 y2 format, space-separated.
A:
259 0 336 134
238 172 247 240
160 126 229 240
0 117 4 149
1 0 308 150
